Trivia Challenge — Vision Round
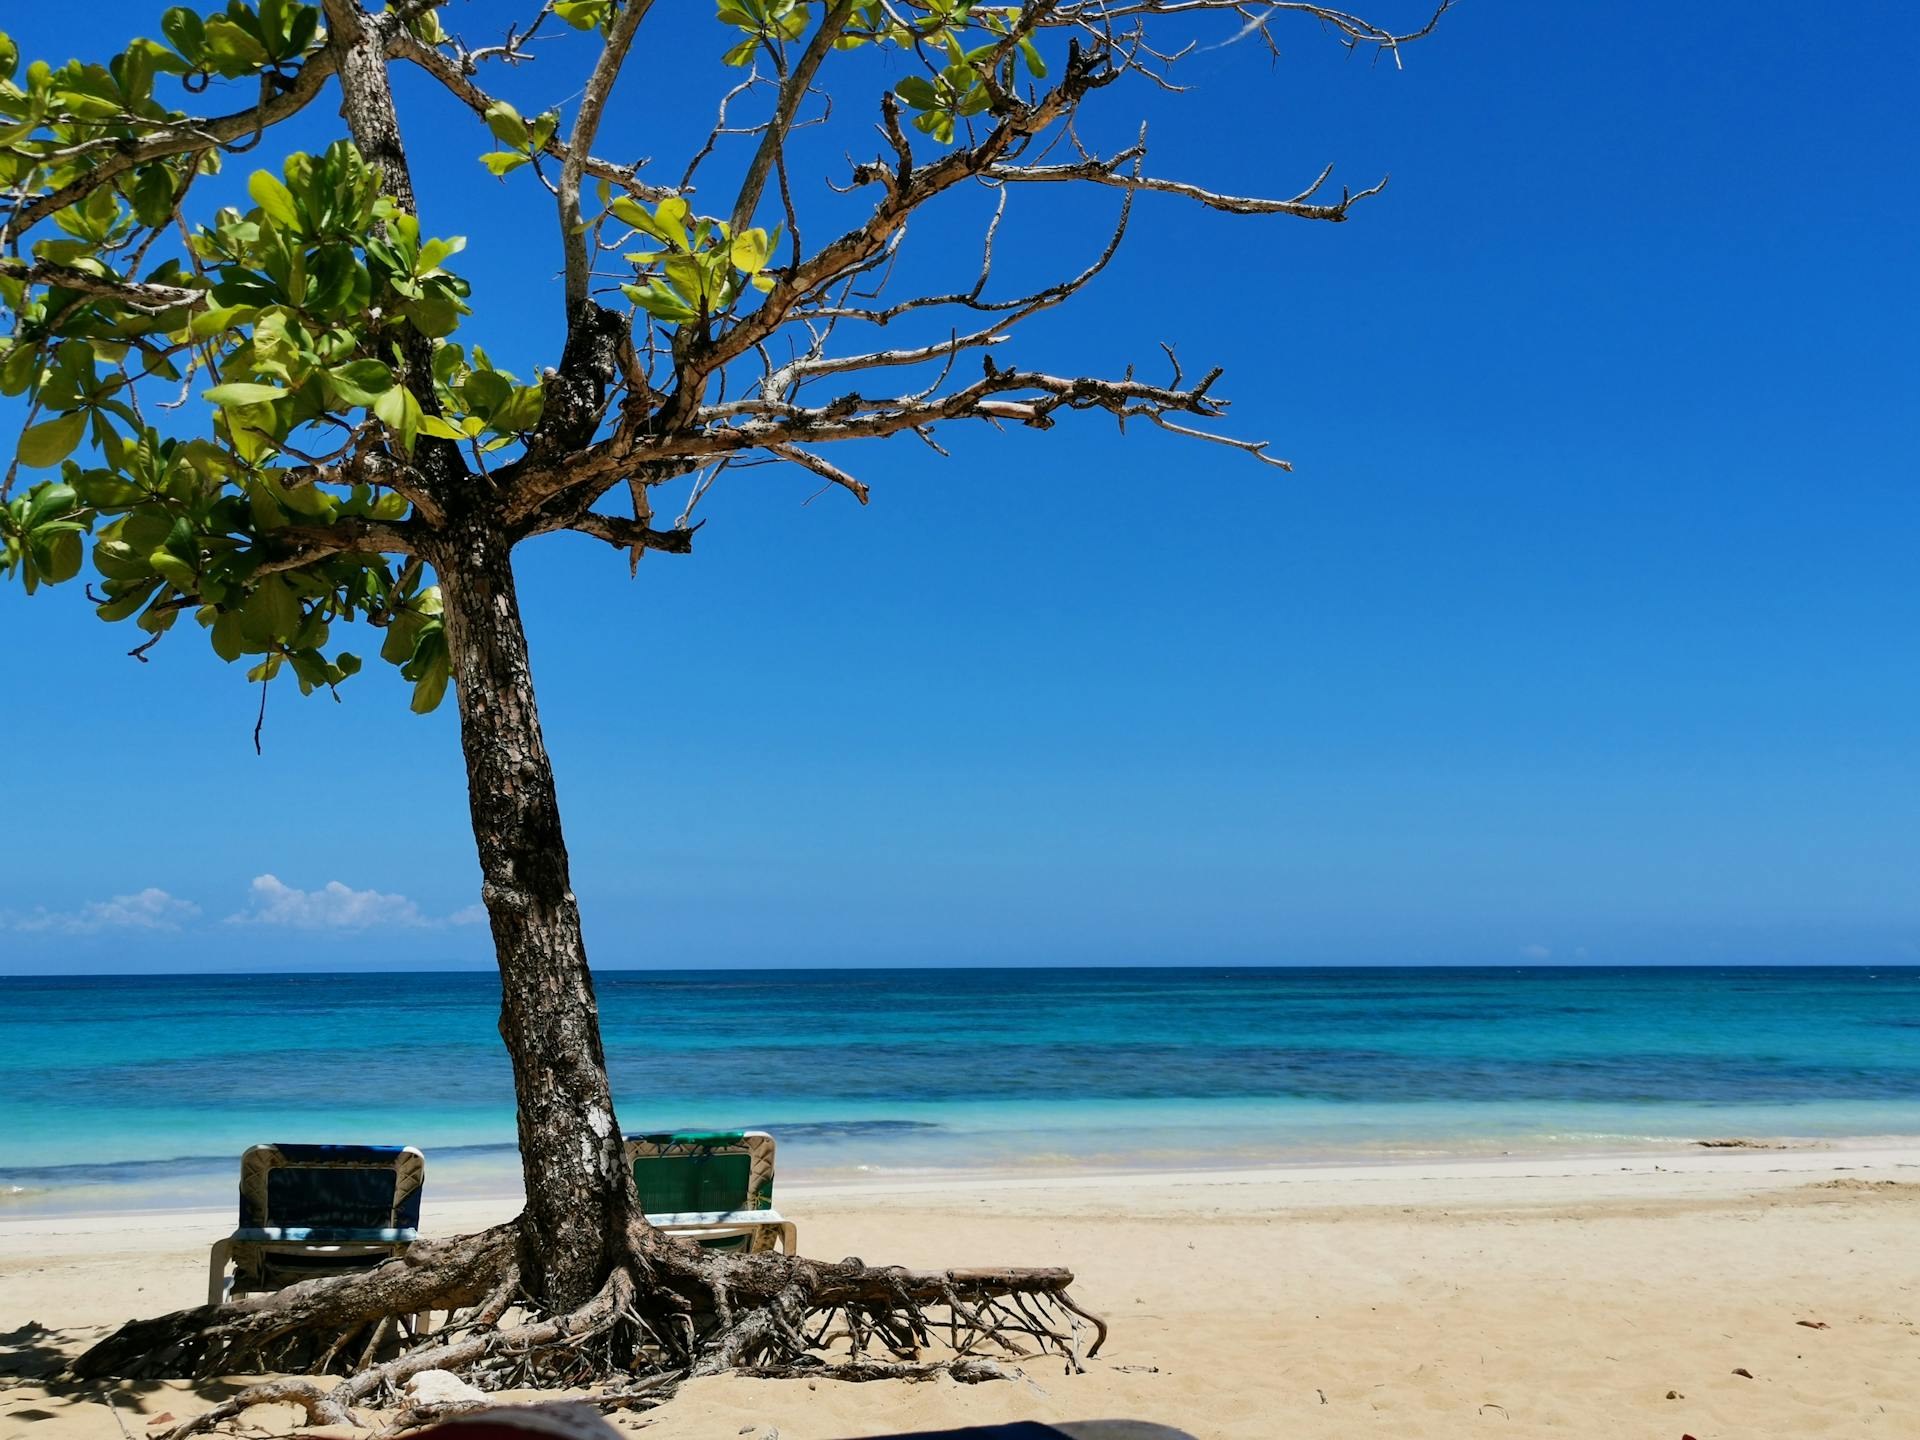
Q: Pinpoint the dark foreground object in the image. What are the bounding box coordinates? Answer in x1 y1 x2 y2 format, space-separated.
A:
420 1405 1192 1440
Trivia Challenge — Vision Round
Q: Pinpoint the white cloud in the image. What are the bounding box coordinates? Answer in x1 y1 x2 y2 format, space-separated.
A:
226 875 483 930
7 887 200 934
1518 943 1553 960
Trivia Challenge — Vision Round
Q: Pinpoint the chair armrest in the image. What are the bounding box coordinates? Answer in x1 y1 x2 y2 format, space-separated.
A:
229 1227 418 1243
645 1209 788 1229
207 1237 233 1307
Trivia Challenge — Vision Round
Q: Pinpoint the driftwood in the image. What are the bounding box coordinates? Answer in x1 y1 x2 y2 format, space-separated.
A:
71 1216 1105 1440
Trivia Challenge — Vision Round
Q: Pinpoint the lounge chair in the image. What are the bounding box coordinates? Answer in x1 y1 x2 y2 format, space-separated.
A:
207 1143 425 1305
624 1130 796 1254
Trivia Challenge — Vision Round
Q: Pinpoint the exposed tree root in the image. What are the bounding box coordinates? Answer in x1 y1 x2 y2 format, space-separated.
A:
71 1217 1106 1439
71 1223 522 1383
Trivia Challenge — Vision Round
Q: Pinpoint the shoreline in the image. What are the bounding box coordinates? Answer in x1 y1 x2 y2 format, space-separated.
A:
6 1138 1917 1237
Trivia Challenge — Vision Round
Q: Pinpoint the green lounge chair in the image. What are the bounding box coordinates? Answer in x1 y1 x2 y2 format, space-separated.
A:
207 1142 425 1305
623 1130 796 1254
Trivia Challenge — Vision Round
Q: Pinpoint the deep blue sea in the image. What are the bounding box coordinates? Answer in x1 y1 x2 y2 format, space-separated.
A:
3 967 1917 1215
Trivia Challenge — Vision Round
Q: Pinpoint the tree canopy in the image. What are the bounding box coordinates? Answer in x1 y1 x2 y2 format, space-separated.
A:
1 0 1444 727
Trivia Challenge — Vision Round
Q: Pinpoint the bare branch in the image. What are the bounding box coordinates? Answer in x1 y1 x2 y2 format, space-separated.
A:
533 355 1288 519
554 512 698 555
730 0 858 235
0 259 206 315
769 443 870 505
385 33 673 202
561 0 656 309
250 518 415 578
1043 1 1451 62
986 154 1388 221
690 37 1122 390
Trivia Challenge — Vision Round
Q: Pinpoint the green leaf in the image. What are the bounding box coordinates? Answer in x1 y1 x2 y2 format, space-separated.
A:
247 169 302 231
483 100 529 148
17 412 87 468
730 226 773 274
201 16 269 76
622 282 699 324
160 7 208 65
25 481 79 527
410 662 448 713
418 235 465 273
204 381 289 406
131 164 180 227
92 538 149 582
653 197 692 250
150 547 197 589
71 472 146 508
401 287 466 338
42 528 83 584
135 591 181 634
373 385 423 454
554 0 611 30
490 383 544 432
401 622 450 713
245 574 301 642
96 576 163 622
895 76 938 109
379 608 425 665
210 608 246 661
1 343 41 396
480 150 531 178
327 359 394 407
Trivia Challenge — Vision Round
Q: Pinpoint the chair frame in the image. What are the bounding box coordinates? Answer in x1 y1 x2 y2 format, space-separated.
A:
623 1130 797 1254
208 1143 426 1306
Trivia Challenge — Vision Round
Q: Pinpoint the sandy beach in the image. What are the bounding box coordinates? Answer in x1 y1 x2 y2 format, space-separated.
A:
4 1146 1917 1440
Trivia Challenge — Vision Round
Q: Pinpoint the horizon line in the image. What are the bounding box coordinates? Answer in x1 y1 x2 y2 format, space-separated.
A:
4 960 1918 980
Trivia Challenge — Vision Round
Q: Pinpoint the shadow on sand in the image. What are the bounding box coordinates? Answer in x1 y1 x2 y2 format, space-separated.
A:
1 1321 249 1433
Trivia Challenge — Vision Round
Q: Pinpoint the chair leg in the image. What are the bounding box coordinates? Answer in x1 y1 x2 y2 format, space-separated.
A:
207 1238 233 1307
777 1221 797 1254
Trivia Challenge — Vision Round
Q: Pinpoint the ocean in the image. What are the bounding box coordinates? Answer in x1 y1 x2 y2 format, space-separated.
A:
3 966 1917 1215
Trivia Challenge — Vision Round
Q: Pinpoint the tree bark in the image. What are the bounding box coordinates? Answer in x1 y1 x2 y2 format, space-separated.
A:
429 516 639 1312
320 0 419 215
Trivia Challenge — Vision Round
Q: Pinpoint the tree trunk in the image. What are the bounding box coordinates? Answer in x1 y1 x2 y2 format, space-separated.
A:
323 0 631 1317
429 516 639 1313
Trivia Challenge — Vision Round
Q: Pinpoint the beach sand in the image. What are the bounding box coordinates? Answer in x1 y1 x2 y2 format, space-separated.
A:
4 1147 1917 1439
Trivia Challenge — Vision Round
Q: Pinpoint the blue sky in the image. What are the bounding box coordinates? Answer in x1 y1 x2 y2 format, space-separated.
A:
3 2 1916 973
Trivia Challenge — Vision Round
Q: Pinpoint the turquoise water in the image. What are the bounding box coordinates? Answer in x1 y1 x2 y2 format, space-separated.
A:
2 967 1917 1214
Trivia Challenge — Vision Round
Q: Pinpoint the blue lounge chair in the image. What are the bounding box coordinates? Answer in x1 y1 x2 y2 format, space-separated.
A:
624 1130 797 1254
207 1142 425 1305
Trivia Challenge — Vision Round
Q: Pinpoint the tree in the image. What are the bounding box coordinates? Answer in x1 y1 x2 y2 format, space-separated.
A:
2 0 1444 1426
